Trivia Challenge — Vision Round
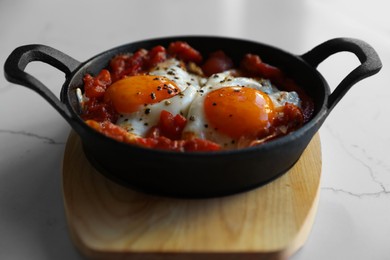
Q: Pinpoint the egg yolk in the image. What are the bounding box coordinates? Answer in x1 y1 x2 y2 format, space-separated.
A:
104 75 180 114
204 87 275 139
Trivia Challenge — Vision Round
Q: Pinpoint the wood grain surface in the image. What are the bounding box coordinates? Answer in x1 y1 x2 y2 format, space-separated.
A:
62 131 322 260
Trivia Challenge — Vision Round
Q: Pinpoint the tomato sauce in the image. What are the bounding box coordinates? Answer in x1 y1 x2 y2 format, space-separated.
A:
80 41 314 152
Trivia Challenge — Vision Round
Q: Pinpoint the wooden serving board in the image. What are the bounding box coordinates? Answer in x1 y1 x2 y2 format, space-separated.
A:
62 131 321 260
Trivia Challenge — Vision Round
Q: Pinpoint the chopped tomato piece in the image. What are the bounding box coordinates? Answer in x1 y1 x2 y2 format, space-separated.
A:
109 54 131 82
81 102 117 123
135 136 159 148
85 120 134 143
146 45 167 69
273 103 304 131
153 137 183 151
201 50 234 76
109 49 147 81
168 41 203 64
82 69 117 122
240 54 283 80
83 69 112 99
158 110 187 140
117 48 148 79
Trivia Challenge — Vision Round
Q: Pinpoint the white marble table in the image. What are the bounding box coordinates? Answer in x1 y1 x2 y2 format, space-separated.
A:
1 0 389 259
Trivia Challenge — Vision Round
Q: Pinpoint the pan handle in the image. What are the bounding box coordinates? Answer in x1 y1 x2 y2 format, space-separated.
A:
301 38 382 111
4 44 81 121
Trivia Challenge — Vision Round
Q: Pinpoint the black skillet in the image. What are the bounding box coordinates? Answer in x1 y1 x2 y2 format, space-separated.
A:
3 36 382 198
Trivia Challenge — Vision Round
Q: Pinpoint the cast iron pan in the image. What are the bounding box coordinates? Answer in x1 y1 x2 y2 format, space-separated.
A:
3 36 382 198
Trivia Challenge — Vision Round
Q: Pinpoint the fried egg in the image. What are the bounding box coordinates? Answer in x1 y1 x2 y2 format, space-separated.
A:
106 59 202 136
183 71 301 149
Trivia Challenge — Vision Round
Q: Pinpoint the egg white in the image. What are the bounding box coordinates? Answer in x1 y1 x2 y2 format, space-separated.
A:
149 58 201 91
115 58 202 137
183 71 302 149
116 85 197 136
